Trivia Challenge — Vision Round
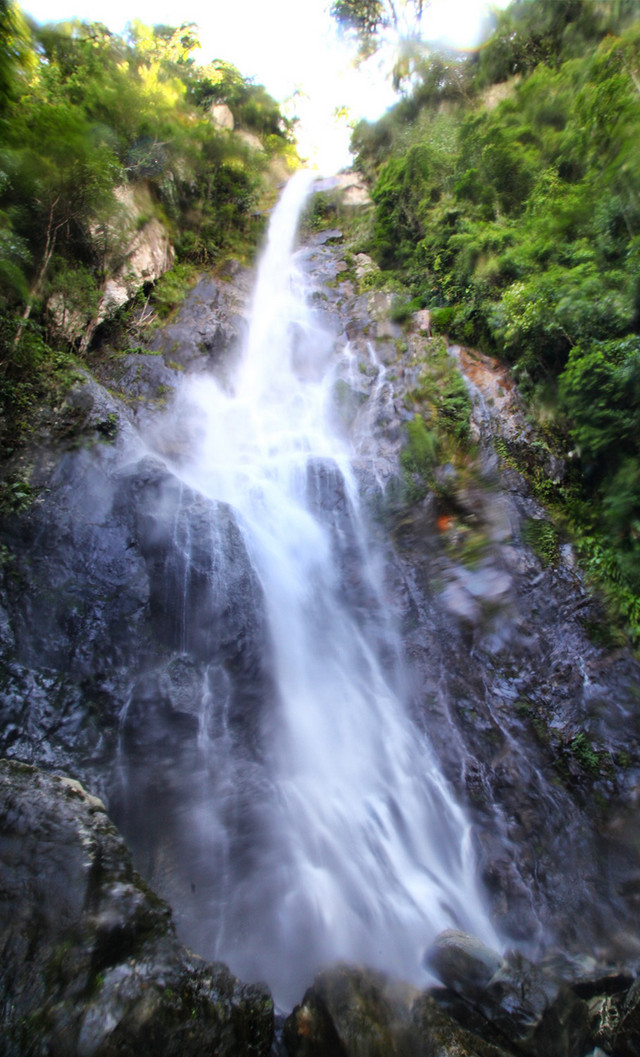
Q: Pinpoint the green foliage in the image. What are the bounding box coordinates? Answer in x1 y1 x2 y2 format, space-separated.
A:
560 338 640 471
0 473 32 513
354 0 640 634
399 337 473 502
559 336 640 588
401 414 438 476
0 0 34 108
522 517 560 566
477 0 639 86
569 732 600 777
437 369 472 443
331 0 426 68
301 193 332 235
189 60 291 142
371 144 431 267
0 6 294 448
151 262 197 317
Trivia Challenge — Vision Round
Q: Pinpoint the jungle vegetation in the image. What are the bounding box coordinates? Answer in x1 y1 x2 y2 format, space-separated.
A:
349 0 640 637
0 3 295 442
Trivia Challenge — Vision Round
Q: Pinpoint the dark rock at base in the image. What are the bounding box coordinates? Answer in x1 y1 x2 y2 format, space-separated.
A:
614 978 640 1055
427 929 503 1000
0 759 274 1057
283 964 518 1057
425 930 591 1057
284 988 348 1057
411 993 520 1057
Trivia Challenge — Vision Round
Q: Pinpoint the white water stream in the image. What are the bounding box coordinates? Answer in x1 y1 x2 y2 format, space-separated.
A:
160 171 496 1006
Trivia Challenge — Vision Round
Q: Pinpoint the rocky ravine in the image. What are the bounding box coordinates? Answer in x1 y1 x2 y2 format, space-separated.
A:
1 226 640 1054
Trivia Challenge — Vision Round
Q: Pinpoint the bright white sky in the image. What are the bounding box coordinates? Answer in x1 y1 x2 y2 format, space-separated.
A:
21 0 512 173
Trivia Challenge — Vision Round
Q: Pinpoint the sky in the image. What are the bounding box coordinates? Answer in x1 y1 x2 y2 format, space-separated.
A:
20 0 512 173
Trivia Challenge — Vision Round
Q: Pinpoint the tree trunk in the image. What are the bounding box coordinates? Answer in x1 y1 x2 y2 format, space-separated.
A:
12 196 60 351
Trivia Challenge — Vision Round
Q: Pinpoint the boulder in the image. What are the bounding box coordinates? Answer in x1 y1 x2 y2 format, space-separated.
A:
283 964 517 1057
210 102 234 129
613 978 640 1055
426 930 591 1057
354 253 378 279
237 129 264 152
427 930 503 1000
96 183 174 324
0 759 274 1057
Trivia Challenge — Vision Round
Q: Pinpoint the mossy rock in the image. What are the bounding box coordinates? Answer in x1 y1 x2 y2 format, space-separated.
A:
0 760 274 1057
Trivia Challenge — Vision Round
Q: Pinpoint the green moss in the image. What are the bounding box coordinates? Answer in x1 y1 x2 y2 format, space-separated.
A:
522 517 560 566
531 713 549 743
581 616 627 650
95 413 118 441
570 732 600 776
401 415 438 477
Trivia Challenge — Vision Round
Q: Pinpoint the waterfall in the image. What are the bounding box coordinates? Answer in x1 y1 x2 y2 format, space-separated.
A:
147 170 496 1007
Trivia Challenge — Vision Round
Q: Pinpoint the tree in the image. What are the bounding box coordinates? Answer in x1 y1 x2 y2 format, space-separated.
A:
331 0 430 59
0 0 33 109
7 76 121 347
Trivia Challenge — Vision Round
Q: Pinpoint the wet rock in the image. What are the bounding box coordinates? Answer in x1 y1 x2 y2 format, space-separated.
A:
284 966 421 1057
412 993 517 1057
614 978 640 1055
330 378 368 435
147 273 250 378
587 992 625 1053
0 411 274 797
118 456 268 666
440 579 482 624
284 964 517 1057
0 759 274 1057
110 352 180 408
311 228 343 245
427 930 503 999
426 930 591 1057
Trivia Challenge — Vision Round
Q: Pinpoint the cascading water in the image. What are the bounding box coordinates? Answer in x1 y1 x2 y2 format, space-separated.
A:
143 170 497 1007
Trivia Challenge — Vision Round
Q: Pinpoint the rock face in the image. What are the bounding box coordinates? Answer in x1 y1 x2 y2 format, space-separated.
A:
425 928 640 1057
146 270 251 377
98 183 175 323
0 271 261 801
0 434 273 783
0 759 274 1057
46 181 175 347
210 102 235 130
